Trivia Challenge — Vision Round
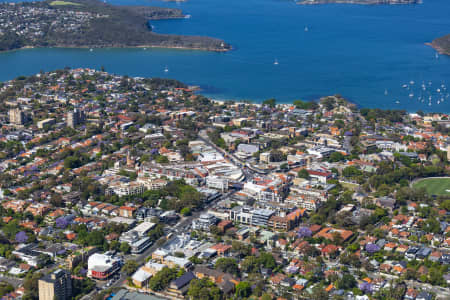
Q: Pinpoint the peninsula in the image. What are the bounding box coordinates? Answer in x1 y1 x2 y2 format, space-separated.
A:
430 34 450 56
297 0 420 4
0 0 230 52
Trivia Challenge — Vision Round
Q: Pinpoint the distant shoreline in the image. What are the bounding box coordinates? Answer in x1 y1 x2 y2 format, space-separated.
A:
0 0 231 53
0 44 231 54
297 0 420 5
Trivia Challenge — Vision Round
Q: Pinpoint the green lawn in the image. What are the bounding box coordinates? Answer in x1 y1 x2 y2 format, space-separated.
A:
50 1 81 6
413 177 450 196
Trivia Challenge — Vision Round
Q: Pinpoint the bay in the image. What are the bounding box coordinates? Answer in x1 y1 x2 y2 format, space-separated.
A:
0 0 449 111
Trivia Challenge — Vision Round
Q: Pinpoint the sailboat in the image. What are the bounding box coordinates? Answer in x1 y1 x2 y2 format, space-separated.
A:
164 66 169 73
274 59 279 65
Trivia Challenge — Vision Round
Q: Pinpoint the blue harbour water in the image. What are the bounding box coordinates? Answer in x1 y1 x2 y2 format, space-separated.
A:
0 0 449 111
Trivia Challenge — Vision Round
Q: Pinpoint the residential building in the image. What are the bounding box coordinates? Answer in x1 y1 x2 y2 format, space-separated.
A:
9 108 27 125
67 108 85 128
37 118 55 129
38 269 72 300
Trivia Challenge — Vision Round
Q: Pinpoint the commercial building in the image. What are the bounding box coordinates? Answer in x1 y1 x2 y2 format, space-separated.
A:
229 206 253 225
192 213 218 231
87 253 121 280
206 176 228 192
38 269 72 300
251 208 275 227
119 222 155 254
228 206 275 227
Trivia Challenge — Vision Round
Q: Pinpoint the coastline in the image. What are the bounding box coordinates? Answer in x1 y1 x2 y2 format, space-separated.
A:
297 0 420 5
0 43 231 54
427 36 450 56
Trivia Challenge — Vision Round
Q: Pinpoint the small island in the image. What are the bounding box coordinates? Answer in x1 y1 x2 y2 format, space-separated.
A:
297 0 420 4
0 0 230 52
430 34 450 56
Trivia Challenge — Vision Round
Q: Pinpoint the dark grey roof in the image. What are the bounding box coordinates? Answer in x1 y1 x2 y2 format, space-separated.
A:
171 271 195 289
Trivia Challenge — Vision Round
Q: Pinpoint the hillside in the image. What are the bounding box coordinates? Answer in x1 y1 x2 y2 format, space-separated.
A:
431 34 450 56
0 0 230 52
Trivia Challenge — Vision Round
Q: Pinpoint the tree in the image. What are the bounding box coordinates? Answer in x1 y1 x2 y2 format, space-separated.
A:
310 285 328 300
215 258 239 276
120 242 131 254
240 256 259 273
0 281 14 297
23 272 43 300
55 217 69 229
262 98 276 108
258 252 276 270
270 150 285 162
64 156 82 169
86 231 105 247
180 207 191 216
328 152 345 162
298 169 310 179
148 267 178 291
15 231 28 243
235 281 251 298
122 260 138 276
336 274 357 290
155 155 169 163
261 294 272 300
187 278 222 300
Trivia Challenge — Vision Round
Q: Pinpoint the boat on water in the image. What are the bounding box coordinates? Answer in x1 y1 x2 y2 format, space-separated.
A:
402 84 408 88
410 80 415 85
409 93 414 98
89 48 93 52
436 53 439 59
395 100 400 104
185 14 191 19
164 66 169 73
384 89 388 95
304 26 308 32
274 59 279 65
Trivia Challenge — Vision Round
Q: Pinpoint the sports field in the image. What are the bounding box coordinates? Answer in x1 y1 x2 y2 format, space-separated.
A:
413 177 450 196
